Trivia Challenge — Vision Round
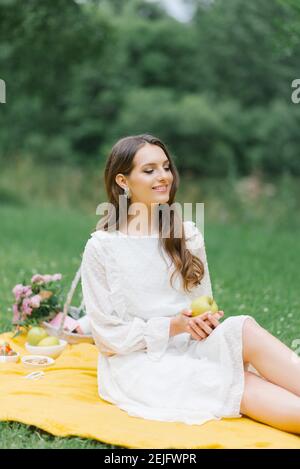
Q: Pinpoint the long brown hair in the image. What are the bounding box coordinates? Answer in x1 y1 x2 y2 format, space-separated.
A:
96 134 204 293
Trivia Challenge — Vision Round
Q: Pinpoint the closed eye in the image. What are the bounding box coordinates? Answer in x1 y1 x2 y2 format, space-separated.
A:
144 168 171 174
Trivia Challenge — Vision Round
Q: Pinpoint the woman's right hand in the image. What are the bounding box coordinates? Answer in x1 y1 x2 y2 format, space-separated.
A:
175 308 224 340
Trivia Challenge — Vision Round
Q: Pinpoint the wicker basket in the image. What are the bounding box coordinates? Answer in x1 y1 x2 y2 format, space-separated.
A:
43 265 94 345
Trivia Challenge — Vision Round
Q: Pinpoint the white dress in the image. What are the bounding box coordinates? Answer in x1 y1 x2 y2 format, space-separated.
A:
80 220 256 426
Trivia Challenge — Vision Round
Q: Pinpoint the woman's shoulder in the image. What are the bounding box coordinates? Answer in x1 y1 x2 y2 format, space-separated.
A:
82 229 114 261
90 228 117 239
183 220 204 250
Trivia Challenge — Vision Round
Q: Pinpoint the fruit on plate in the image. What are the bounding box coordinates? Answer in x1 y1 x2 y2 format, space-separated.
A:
37 336 60 347
190 295 219 317
0 341 17 356
27 327 48 346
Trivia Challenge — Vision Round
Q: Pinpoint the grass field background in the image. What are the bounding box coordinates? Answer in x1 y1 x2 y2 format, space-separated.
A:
0 169 300 448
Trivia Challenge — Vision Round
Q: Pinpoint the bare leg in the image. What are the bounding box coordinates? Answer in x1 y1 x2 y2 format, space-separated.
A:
242 318 300 397
241 371 300 434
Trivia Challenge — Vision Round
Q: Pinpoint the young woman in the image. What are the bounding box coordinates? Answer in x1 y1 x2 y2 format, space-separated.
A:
81 134 300 433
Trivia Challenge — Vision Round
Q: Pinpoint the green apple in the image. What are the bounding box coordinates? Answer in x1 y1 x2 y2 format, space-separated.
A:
190 295 219 317
27 327 48 346
37 336 60 347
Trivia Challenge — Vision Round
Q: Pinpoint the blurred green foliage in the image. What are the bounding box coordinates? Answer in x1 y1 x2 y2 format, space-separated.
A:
0 0 300 176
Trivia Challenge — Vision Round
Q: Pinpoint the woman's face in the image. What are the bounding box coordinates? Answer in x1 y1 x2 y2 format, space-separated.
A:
117 143 174 209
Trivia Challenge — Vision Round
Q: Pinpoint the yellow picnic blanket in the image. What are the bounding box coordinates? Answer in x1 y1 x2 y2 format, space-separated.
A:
0 331 300 449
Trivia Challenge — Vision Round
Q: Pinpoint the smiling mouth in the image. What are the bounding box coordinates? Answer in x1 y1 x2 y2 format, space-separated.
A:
152 185 169 192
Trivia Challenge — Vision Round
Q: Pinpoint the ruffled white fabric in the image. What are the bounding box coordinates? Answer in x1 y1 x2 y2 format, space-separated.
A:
81 220 255 425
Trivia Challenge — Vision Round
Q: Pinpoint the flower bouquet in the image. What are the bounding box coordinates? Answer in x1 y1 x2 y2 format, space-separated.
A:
12 273 63 337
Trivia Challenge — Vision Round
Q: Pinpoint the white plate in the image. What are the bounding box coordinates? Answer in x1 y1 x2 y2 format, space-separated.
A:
0 352 20 363
21 355 55 368
25 339 67 358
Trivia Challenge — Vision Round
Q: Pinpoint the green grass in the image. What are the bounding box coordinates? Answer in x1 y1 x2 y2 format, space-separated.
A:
0 199 300 448
0 421 119 449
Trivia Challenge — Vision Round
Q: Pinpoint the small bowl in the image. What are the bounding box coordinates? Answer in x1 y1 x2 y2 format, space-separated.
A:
0 352 20 363
21 355 55 368
25 339 67 358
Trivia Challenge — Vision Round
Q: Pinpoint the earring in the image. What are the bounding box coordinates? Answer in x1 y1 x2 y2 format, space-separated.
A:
124 187 131 198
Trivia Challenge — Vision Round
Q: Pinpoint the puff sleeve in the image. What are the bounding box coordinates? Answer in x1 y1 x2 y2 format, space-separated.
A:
184 221 213 299
80 237 171 361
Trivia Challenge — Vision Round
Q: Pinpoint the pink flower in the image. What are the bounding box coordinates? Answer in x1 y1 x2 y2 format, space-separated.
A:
21 298 32 317
12 284 24 301
43 274 53 283
30 294 41 308
31 273 62 284
51 273 62 282
12 303 20 323
23 286 33 297
31 274 45 284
